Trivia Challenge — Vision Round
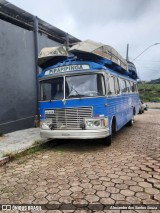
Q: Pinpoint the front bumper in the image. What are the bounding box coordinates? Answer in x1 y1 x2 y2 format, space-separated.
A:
40 128 110 139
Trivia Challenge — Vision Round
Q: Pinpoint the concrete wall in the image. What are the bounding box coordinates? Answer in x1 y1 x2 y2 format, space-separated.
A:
0 19 60 133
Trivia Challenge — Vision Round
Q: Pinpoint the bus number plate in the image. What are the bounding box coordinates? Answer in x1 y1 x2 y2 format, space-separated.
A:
45 110 55 115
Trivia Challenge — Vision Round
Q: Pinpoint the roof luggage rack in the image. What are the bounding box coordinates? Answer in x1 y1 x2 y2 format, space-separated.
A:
38 46 68 69
38 40 138 79
69 40 128 71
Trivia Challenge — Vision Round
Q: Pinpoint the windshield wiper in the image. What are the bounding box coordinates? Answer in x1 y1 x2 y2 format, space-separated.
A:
67 85 83 99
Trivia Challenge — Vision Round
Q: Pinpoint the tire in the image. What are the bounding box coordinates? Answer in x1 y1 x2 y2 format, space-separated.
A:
102 119 115 146
103 135 112 146
127 116 134 126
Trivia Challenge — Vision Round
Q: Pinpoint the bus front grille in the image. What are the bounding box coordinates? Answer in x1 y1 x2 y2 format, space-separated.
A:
45 107 92 129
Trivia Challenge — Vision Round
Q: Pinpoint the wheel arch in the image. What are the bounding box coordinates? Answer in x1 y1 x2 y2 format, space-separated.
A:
133 107 136 115
110 115 117 134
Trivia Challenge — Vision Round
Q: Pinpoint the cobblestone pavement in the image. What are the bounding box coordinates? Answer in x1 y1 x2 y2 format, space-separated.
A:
0 109 160 213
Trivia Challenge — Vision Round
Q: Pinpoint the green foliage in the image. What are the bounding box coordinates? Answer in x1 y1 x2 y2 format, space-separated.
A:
138 83 160 102
148 78 160 84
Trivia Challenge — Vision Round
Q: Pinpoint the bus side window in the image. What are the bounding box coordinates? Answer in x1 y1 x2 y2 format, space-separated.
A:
97 74 106 95
105 74 109 95
131 82 135 93
130 82 133 92
109 76 116 95
129 82 132 93
124 80 128 93
120 79 127 93
135 84 138 93
116 78 121 94
126 81 131 93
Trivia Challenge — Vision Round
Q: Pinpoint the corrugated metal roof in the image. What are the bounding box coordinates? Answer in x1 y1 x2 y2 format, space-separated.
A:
0 0 80 44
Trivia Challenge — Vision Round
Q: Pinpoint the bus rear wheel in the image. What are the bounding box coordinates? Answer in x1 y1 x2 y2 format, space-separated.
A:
127 116 134 126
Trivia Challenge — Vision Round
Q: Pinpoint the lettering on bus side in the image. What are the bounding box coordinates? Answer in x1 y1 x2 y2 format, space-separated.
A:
45 64 90 75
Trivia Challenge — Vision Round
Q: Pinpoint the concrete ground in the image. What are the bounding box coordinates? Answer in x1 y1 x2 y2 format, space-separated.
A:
0 109 160 212
0 128 47 159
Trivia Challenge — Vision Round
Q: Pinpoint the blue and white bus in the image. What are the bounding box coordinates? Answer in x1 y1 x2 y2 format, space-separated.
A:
38 43 139 146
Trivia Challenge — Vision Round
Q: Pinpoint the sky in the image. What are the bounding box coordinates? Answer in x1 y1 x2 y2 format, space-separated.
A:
8 0 160 81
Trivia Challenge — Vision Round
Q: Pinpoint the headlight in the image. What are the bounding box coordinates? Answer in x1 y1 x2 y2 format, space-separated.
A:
40 119 52 130
94 120 101 127
41 122 50 130
101 118 108 127
86 121 94 127
84 117 108 129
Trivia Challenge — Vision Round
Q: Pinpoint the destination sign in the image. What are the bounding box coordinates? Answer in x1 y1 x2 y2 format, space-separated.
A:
45 64 90 75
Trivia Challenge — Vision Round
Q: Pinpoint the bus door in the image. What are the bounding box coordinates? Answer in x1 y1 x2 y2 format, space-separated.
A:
105 75 121 131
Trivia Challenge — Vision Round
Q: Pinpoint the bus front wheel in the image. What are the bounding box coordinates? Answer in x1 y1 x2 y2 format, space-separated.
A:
103 135 112 146
102 118 116 146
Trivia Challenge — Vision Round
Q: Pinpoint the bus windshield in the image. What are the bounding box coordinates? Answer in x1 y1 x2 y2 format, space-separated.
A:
40 74 105 101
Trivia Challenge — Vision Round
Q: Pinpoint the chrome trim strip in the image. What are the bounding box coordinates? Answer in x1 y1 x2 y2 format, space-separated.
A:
39 96 106 102
40 128 110 139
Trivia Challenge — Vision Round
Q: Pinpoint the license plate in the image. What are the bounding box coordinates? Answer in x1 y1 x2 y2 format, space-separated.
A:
45 110 54 115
